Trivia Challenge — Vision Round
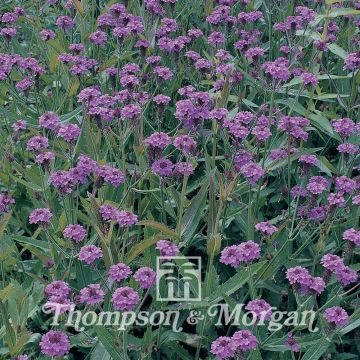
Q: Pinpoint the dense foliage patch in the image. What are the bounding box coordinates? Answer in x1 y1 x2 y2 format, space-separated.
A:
0 0 359 359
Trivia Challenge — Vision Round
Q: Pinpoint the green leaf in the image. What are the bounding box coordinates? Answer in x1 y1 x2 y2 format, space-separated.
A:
339 311 360 336
0 211 12 239
125 234 163 263
309 113 339 140
328 43 348 60
12 235 49 251
90 343 111 360
181 178 208 244
137 220 180 241
329 8 360 17
94 326 126 360
300 336 332 360
209 261 266 303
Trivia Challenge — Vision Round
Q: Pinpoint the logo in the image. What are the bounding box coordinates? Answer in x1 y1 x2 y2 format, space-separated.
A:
156 256 202 301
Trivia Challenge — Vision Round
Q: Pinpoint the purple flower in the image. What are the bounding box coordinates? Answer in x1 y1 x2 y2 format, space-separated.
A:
78 86 101 104
44 296 73 314
262 57 291 82
156 240 179 258
146 55 162 65
0 27 17 40
151 158 174 176
121 104 141 120
301 72 318 86
29 208 52 225
26 136 49 151
115 210 138 227
122 63 140 75
324 306 349 327
1 12 18 23
252 126 271 141
208 31 225 47
220 245 242 268
135 39 151 51
308 206 327 222
245 299 272 321
352 195 360 206
332 118 355 137
69 43 85 53
40 330 70 357
134 267 156 289
44 280 71 300
285 332 300 352
0 194 15 213
39 111 59 130
238 241 261 263
280 46 291 54
99 204 117 221
342 228 360 246
232 330 258 352
49 170 75 194
154 66 173 80
210 336 236 360
74 154 97 182
337 143 357 155
216 49 231 62
109 3 126 15
335 176 356 194
79 245 103 265
109 263 132 282
336 266 358 286
195 58 212 71
209 108 229 121
234 151 253 168
188 28 203 39
16 77 32 92
344 52 360 71
35 152 55 165
79 284 104 305
96 165 125 186
238 11 263 23
286 266 311 285
240 162 264 185
112 286 139 311
327 193 346 208
278 116 309 141
89 30 107 46
255 221 277 236
63 224 86 242
144 132 171 149
14 7 25 16
321 254 344 272
56 16 74 31
296 6 316 23
245 47 265 61
306 176 328 195
40 29 56 41
14 355 28 360
153 94 171 106
299 154 317 166
185 50 201 62
120 74 139 88
176 162 195 176
57 124 81 142
173 135 196 154
11 120 27 132
291 185 308 198
307 276 326 295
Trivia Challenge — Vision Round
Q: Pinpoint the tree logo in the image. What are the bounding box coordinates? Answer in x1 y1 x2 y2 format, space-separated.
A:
156 256 202 301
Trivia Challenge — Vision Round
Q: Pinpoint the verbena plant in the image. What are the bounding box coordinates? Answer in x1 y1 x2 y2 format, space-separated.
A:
0 0 359 359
